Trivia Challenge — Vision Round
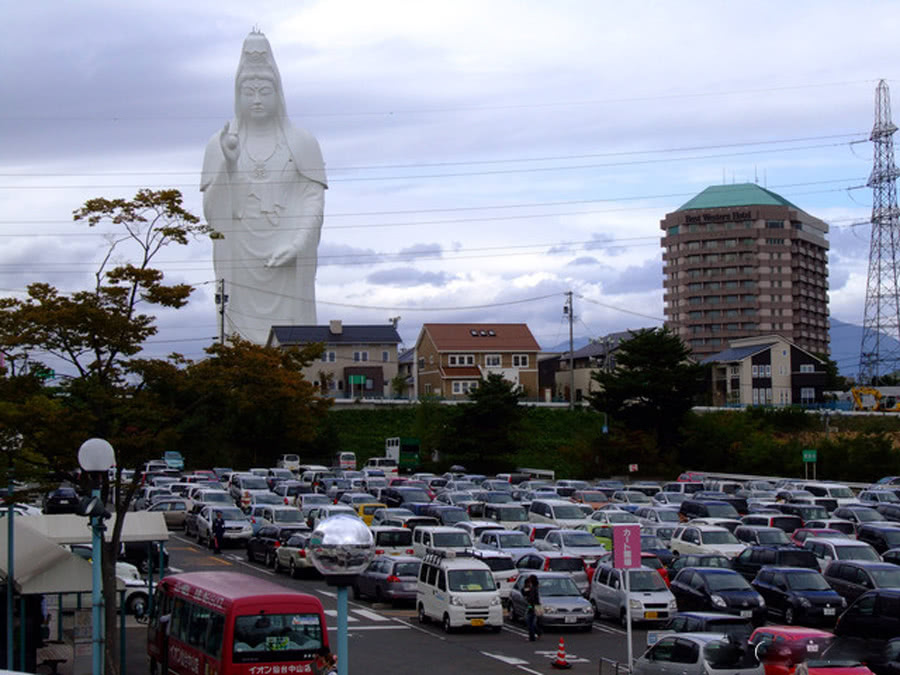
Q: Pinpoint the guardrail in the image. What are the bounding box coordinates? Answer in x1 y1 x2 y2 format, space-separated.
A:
683 469 874 491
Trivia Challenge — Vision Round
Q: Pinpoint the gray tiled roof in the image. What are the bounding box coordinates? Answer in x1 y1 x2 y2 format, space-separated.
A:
701 343 776 365
270 325 402 345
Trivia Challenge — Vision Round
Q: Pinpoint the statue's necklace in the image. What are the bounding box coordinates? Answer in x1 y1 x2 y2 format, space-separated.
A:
245 138 278 179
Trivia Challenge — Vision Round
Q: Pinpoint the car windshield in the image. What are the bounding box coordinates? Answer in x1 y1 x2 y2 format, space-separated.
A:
778 550 817 567
548 557 585 572
393 562 421 577
828 487 854 499
285 536 307 547
580 492 607 502
562 532 602 547
623 492 651 503
661 493 688 504
607 512 639 523
694 556 732 568
499 533 532 547
628 569 666 592
254 494 282 505
441 510 469 524
495 507 527 522
399 490 430 503
869 567 900 586
705 504 740 518
551 505 586 520
447 569 495 592
705 573 750 591
538 576 581 596
233 612 323 661
758 530 791 544
655 510 681 522
272 510 303 523
216 508 246 520
701 531 739 545
772 517 802 532
654 527 676 540
375 531 412 546
850 508 881 522
786 571 831 591
483 493 512 503
241 477 268 490
200 492 231 503
836 545 880 562
704 640 759 670
433 532 471 547
642 536 666 550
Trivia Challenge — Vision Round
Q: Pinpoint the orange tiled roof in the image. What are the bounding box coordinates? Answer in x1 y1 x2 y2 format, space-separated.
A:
423 323 540 352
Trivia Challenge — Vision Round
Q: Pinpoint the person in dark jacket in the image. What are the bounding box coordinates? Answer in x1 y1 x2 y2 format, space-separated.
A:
212 511 226 554
523 574 542 642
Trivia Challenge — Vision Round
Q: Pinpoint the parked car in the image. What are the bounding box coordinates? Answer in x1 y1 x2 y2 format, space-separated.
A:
246 523 309 567
670 525 746 559
750 566 845 626
636 506 682 527
589 560 676 626
634 632 764 675
541 528 608 565
867 637 900 675
669 567 767 625
353 555 421 605
731 545 819 582
273 532 316 578
194 505 252 548
856 523 900 554
734 526 792 547
832 506 884 531
42 486 81 514
508 571 594 631
663 611 753 643
146 498 189 529
516 552 589 595
791 528 849 547
802 537 881 572
119 540 169 575
749 626 869 675
476 529 538 561
834 588 900 645
823 560 900 604
471 550 519 602
679 500 741 521
741 514 805 534
669 553 733 575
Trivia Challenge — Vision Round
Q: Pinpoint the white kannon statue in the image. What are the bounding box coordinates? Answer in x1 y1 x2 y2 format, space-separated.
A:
201 30 327 344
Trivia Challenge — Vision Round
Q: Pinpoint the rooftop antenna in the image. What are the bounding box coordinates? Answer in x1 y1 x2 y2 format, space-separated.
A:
859 79 900 384
754 166 758 184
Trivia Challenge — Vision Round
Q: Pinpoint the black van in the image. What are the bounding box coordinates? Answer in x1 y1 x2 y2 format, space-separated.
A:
856 523 900 554
679 499 740 521
834 588 900 644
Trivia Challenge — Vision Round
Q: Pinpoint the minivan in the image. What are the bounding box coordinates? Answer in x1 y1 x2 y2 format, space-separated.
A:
528 499 591 528
589 561 676 626
416 551 503 632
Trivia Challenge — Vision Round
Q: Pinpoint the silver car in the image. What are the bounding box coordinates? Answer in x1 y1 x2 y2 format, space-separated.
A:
634 632 764 675
195 505 253 548
352 555 421 605
508 571 594 631
589 562 677 626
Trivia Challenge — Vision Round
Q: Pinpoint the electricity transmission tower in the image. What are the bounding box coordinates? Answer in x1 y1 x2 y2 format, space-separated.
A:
859 79 900 384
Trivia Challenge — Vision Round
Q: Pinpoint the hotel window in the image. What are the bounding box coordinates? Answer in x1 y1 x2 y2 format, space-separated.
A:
765 365 772 377
766 388 773 404
353 351 368 362
448 354 474 366
800 387 815 404
485 354 501 367
799 364 815 373
752 365 759 377
668 226 679 235
512 354 529 368
752 388 760 404
766 220 785 229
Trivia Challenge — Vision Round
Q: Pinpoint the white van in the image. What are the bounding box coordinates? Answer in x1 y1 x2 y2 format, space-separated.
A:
412 526 473 558
528 499 591 528
365 456 399 478
800 482 857 506
335 451 357 471
416 551 503 632
276 454 301 473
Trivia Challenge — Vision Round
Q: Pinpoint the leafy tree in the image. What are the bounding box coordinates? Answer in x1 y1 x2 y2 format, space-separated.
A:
588 328 707 455
442 374 524 473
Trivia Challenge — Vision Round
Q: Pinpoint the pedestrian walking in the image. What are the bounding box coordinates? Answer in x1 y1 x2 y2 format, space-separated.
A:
212 510 226 554
312 646 337 675
524 574 542 642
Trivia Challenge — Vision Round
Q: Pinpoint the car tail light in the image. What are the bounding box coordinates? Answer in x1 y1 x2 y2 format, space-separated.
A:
406 548 415 554
507 575 518 583
299 550 306 558
386 575 401 583
543 560 550 570
273 541 281 548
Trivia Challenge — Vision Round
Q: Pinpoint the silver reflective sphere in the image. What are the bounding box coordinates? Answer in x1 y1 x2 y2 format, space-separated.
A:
308 515 375 576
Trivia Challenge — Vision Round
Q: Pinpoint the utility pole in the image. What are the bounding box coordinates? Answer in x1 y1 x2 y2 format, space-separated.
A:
565 291 575 410
859 80 900 383
215 278 228 345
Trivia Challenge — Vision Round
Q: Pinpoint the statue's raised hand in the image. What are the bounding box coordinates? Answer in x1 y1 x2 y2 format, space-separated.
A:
219 122 240 165
265 244 297 268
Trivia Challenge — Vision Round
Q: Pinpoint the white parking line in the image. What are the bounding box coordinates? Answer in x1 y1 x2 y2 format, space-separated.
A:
326 625 410 631
482 652 529 665
317 590 337 598
352 608 391 622
323 610 358 622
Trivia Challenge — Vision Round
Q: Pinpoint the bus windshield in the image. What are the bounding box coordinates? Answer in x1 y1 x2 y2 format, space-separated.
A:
232 612 324 663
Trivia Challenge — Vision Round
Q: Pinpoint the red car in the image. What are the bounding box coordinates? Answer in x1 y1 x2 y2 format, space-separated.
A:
791 528 846 547
750 626 873 675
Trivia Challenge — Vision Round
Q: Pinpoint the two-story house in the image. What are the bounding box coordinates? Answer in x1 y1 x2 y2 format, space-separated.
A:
701 334 826 406
267 320 402 398
414 323 540 399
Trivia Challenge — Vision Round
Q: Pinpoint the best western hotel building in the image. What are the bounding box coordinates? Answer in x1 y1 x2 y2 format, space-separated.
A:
660 184 829 360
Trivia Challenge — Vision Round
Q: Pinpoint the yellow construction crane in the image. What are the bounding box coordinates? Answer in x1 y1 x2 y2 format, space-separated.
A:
851 386 900 411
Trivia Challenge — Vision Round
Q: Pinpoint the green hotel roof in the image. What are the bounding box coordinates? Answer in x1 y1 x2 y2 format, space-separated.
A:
677 183 802 212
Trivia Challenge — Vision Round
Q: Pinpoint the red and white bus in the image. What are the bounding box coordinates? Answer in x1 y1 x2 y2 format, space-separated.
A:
147 571 329 675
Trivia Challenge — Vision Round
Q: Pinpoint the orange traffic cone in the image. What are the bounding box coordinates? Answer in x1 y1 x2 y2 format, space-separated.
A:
551 636 572 669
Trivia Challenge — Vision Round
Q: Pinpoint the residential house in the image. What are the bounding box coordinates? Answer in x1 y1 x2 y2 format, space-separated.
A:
414 323 541 399
267 320 402 398
701 334 826 406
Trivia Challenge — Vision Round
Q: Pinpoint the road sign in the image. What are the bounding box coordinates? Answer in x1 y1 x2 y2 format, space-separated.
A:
802 449 817 463
348 375 366 385
612 524 641 569
628 464 639 473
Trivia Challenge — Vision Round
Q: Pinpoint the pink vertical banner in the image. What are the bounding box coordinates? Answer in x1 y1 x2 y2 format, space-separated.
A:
613 524 642 569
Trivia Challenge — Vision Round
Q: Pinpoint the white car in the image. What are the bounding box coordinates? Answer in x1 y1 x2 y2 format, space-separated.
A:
412 526 472 558
542 529 608 565
588 561 676 626
528 499 591 528
670 524 746 559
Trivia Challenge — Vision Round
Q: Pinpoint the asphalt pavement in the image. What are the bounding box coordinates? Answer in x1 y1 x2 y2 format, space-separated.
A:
154 532 647 674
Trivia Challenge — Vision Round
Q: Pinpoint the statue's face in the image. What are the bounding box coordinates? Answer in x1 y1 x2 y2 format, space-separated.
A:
239 78 277 120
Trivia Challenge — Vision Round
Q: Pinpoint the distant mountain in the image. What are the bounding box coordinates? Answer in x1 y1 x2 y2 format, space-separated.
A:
543 318 893 378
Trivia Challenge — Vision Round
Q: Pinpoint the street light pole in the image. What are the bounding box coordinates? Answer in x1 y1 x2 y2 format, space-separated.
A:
6 463 13 670
77 439 115 675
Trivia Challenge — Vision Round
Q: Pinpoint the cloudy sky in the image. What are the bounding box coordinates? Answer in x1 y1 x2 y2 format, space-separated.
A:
1 1 897 373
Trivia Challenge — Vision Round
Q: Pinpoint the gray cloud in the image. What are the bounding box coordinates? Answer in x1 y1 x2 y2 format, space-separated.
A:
318 242 384 266
601 258 663 294
366 267 455 287
398 242 443 259
567 256 601 267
